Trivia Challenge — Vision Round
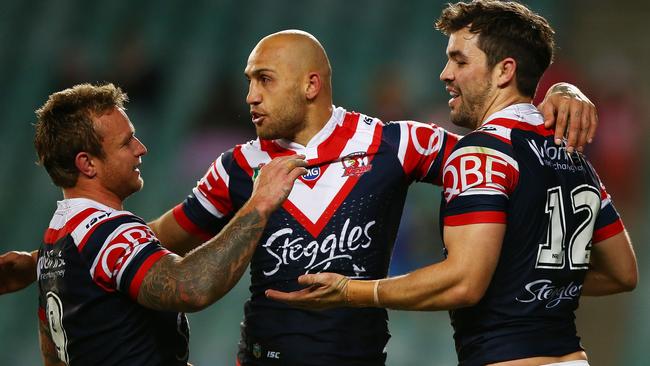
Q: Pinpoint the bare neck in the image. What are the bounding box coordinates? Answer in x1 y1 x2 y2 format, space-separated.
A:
62 184 123 211
291 104 334 146
477 92 531 128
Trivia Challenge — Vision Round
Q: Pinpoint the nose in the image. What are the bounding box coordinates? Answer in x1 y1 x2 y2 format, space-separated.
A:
134 136 147 156
246 82 261 105
440 61 453 83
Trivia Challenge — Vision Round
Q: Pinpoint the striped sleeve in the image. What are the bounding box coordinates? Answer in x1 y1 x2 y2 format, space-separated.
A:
592 175 624 244
391 121 459 185
74 214 171 300
442 132 518 226
174 151 236 239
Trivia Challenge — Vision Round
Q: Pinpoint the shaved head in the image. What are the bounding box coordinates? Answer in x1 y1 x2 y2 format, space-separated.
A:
245 30 334 145
248 30 332 95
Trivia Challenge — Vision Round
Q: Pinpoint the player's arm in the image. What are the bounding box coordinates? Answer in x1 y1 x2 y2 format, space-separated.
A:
148 211 203 256
266 223 504 311
137 155 307 313
0 249 38 295
38 317 65 366
582 230 638 296
537 82 597 152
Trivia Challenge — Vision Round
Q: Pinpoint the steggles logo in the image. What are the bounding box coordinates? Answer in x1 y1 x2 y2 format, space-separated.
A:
262 218 376 277
341 152 372 177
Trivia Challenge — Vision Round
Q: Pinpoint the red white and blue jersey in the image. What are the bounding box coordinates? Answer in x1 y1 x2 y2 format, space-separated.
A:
441 104 624 365
37 198 189 366
175 106 458 365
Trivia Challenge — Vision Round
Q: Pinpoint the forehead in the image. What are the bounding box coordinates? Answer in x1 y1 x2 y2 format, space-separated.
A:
94 107 133 139
245 39 290 75
446 27 483 58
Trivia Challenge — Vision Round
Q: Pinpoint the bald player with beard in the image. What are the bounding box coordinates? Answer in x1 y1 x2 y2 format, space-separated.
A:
1 30 598 365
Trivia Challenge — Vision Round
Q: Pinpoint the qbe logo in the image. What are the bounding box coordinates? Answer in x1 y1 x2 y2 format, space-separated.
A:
302 166 321 181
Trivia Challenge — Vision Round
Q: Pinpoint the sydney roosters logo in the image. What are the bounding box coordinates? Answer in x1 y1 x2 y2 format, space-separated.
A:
341 152 372 177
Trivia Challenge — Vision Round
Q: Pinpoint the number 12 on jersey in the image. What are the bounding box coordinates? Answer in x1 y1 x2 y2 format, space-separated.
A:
536 184 600 270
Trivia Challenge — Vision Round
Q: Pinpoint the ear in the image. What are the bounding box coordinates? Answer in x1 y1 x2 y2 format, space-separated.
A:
75 152 97 179
495 57 517 88
305 72 322 100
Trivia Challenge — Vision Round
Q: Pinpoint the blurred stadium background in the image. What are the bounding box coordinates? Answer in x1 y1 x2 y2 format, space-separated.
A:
0 0 647 364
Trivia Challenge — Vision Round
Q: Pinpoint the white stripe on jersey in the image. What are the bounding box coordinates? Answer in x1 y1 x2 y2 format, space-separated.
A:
459 188 508 197
287 114 379 223
397 122 409 167
192 186 227 218
477 124 513 143
90 222 156 288
89 221 145 280
237 109 380 224
48 210 67 231
601 196 612 208
69 210 132 249
115 243 148 289
446 146 519 171
482 103 543 126
238 140 272 168
215 154 230 187
192 154 231 218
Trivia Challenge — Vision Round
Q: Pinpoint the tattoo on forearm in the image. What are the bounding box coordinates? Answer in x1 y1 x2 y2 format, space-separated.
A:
138 207 265 311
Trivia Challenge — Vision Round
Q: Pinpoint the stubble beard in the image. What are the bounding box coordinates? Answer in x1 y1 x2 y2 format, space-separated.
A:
450 80 492 130
256 93 306 141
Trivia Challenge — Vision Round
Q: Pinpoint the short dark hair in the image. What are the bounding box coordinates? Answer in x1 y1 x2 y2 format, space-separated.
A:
34 83 128 187
436 0 555 97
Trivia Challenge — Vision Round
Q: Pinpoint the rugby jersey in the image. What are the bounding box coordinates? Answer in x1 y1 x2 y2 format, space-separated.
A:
175 106 458 365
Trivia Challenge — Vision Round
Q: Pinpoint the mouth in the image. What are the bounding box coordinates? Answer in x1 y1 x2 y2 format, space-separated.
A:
134 162 142 174
251 111 266 125
446 86 460 108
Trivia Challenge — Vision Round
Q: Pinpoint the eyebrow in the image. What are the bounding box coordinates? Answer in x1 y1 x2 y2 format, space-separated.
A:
121 131 134 145
447 50 467 59
245 68 276 78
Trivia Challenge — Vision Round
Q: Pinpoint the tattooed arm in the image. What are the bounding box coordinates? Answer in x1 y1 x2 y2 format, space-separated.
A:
137 155 307 313
38 318 66 366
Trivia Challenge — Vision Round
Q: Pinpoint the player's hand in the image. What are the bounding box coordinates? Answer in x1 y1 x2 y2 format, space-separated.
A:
538 82 597 153
0 250 38 294
265 273 350 310
249 155 308 217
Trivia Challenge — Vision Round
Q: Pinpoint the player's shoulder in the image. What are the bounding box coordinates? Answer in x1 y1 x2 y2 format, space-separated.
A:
473 104 552 146
381 119 450 146
54 199 146 248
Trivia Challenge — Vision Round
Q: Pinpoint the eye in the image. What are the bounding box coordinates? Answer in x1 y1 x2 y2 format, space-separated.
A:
260 75 271 84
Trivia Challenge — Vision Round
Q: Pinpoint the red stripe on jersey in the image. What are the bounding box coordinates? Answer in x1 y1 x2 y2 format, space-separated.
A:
260 139 293 156
401 122 442 181
489 118 555 137
172 204 214 241
443 150 518 203
76 213 131 252
196 161 233 217
593 219 625 244
444 211 507 226
43 207 99 245
284 121 383 238
38 307 46 322
302 112 361 188
435 130 460 186
233 146 255 177
127 250 170 300
319 112 360 159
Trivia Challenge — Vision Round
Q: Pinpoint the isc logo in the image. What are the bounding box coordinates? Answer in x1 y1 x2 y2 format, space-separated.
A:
302 166 321 181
